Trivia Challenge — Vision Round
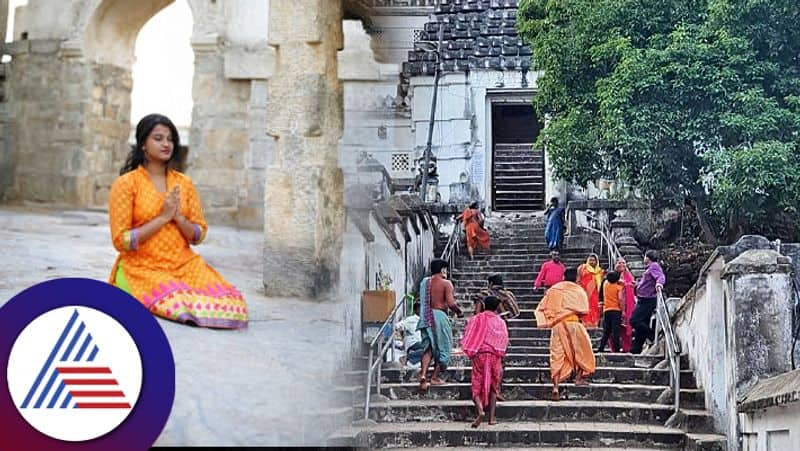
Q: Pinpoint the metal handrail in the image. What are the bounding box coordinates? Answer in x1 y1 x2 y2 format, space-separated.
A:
440 217 461 270
362 218 462 421
571 207 681 415
363 297 407 420
656 287 681 413
573 209 622 268
791 282 800 370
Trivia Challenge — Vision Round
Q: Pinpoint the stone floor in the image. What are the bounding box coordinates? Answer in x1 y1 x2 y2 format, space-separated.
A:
0 206 352 446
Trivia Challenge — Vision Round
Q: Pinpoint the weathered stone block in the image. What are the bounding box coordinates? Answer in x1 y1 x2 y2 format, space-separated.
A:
263 164 343 298
245 169 265 203
190 169 244 189
268 0 342 46
234 203 263 230
247 138 272 169
196 186 238 209
250 80 269 107
223 46 275 80
266 73 326 137
202 128 249 161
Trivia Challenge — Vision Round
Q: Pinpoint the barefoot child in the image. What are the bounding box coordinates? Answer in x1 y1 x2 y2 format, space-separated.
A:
595 271 625 353
461 296 509 428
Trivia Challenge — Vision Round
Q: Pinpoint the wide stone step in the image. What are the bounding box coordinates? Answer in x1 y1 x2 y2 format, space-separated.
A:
494 150 542 156
494 150 544 156
450 320 597 333
442 353 661 369
447 326 601 340
377 367 698 387
375 382 705 408
455 252 591 260
494 155 545 163
494 182 545 189
505 337 601 346
453 297 542 305
452 261 574 268
454 281 540 290
493 171 545 179
366 400 713 431
355 421 687 448
495 143 539 151
454 249 550 256
494 190 547 196
451 273 551 282
493 173 545 180
456 300 540 309
455 298 538 307
493 171 545 178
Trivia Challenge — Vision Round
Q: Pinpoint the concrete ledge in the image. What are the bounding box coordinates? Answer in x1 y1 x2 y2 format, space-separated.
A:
739 369 800 412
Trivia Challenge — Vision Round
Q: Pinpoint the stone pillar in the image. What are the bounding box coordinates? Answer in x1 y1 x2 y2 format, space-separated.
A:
722 249 794 447
263 0 345 298
189 37 251 226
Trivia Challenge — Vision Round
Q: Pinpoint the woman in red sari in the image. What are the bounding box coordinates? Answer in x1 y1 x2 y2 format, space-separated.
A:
459 202 490 260
577 254 604 327
612 257 636 352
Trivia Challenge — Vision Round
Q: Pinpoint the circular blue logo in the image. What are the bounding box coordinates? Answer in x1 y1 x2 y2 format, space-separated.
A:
0 278 175 451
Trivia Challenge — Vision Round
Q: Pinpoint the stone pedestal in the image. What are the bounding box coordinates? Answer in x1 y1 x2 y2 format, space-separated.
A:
721 249 794 447
263 0 345 298
723 250 794 392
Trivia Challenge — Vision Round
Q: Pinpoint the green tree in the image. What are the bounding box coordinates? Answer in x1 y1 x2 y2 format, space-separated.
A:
518 0 800 243
704 141 800 241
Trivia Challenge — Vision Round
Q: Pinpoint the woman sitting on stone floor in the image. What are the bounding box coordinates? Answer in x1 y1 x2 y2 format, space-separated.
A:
107 114 248 329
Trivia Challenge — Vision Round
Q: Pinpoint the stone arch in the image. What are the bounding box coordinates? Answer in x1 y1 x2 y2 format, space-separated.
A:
1 0 209 208
76 0 207 68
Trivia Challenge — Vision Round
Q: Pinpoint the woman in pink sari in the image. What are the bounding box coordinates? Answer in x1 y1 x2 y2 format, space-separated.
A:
612 257 636 352
461 296 508 428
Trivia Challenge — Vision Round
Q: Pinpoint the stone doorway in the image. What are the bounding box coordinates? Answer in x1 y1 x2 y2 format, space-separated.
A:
490 102 545 211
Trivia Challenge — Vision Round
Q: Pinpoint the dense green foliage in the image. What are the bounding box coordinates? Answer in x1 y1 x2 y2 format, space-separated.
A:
518 0 800 242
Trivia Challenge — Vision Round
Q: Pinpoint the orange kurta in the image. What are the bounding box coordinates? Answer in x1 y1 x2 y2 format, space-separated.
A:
534 281 596 382
461 208 490 250
108 166 248 329
577 263 604 327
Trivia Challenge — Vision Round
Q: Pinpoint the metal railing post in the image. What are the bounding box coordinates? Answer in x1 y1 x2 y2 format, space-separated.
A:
364 347 373 420
578 208 682 416
376 334 383 397
390 314 397 362
361 218 463 420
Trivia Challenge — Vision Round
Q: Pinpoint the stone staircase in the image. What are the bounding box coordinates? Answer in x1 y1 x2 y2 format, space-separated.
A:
332 214 725 449
493 144 546 211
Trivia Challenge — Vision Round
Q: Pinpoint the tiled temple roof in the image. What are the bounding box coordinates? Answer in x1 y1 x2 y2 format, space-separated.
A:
402 0 532 76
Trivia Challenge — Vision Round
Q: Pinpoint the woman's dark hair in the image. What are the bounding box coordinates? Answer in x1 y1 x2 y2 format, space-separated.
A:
483 295 501 312
564 267 578 282
550 197 559 205
469 201 480 209
120 114 181 175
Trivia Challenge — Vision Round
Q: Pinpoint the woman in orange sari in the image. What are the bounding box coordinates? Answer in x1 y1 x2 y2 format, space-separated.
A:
613 257 636 352
459 202 490 260
108 114 248 329
535 268 596 400
577 254 604 327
